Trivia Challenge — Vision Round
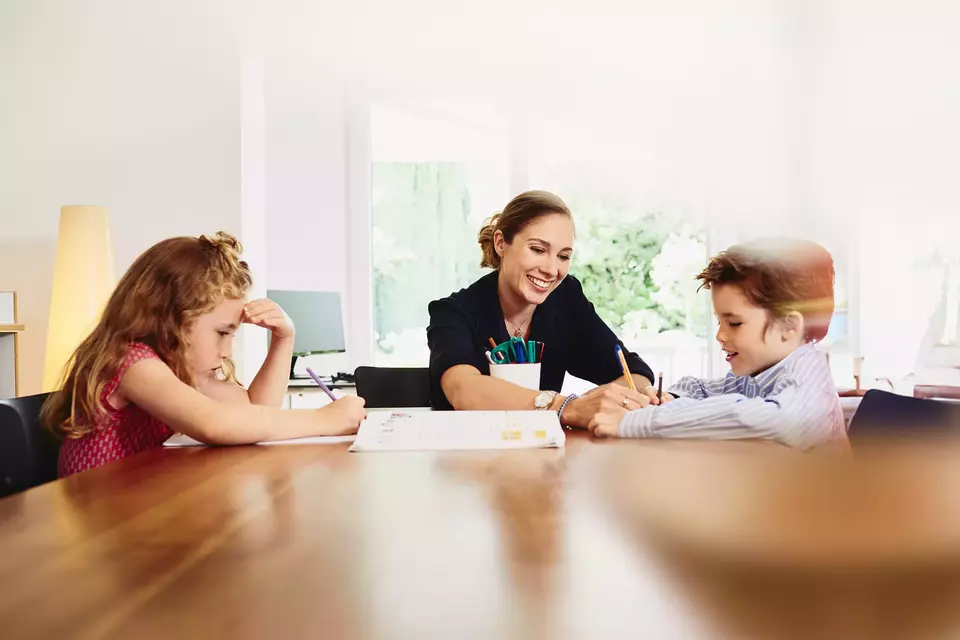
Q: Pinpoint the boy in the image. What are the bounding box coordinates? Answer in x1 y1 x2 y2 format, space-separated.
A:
591 238 845 449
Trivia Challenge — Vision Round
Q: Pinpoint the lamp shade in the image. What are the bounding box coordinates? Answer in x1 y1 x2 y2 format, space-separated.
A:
42 206 116 391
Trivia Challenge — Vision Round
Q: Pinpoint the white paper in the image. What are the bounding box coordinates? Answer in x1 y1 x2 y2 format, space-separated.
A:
163 433 356 447
349 410 565 452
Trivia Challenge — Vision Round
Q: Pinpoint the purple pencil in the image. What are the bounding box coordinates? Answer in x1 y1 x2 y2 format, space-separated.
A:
305 366 338 401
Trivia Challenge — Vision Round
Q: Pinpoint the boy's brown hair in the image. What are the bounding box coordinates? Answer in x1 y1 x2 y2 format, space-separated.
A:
697 238 835 342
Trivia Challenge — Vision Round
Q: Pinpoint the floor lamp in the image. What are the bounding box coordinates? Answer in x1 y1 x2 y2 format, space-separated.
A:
42 205 116 392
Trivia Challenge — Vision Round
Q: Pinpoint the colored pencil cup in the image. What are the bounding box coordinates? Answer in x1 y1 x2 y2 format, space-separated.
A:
488 362 542 390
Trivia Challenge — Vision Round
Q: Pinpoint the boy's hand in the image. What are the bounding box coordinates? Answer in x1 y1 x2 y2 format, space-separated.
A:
641 384 661 405
243 298 295 339
642 383 675 405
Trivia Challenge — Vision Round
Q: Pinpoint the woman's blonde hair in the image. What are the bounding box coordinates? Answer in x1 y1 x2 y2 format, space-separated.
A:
41 231 252 439
477 190 572 269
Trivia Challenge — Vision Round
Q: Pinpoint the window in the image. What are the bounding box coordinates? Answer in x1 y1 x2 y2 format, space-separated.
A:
527 121 714 387
370 102 510 366
540 186 711 388
856 213 960 386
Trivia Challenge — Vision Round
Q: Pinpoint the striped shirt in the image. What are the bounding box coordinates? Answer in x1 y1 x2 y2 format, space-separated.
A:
618 342 846 449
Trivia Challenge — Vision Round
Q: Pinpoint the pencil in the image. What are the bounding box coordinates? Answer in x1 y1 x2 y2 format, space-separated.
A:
488 337 498 349
305 367 338 402
615 346 638 392
657 371 663 400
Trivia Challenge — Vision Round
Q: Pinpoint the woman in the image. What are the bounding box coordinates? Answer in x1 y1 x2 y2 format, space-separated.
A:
427 190 660 429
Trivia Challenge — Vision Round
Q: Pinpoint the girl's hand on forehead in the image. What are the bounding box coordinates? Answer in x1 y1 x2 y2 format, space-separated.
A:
242 298 295 339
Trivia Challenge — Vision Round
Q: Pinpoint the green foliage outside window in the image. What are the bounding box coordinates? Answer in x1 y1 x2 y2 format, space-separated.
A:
372 164 709 360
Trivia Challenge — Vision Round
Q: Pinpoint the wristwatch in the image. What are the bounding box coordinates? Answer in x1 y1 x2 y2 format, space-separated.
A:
533 390 557 410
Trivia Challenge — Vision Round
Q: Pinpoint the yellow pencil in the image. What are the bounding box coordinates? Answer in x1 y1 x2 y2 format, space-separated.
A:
615 346 637 392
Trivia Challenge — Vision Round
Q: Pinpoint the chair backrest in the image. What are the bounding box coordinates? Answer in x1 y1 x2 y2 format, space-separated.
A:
0 393 60 498
354 367 431 409
848 389 960 443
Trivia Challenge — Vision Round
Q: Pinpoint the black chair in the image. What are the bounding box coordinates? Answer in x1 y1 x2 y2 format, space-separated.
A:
0 393 60 498
848 389 960 444
354 367 431 409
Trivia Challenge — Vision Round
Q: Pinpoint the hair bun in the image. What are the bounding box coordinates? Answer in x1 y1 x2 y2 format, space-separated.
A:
476 191 572 270
200 231 243 258
477 213 502 268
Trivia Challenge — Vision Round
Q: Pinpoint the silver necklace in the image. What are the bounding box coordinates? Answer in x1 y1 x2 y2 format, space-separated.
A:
505 312 534 338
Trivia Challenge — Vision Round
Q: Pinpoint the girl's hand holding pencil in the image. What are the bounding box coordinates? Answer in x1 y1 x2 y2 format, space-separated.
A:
316 395 367 435
306 366 367 434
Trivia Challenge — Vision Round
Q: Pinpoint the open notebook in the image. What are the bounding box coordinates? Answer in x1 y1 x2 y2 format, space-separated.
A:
163 410 564 451
349 410 565 452
163 433 356 447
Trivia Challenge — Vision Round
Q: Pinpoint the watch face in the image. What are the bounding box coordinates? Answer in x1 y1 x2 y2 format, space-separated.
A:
535 391 554 408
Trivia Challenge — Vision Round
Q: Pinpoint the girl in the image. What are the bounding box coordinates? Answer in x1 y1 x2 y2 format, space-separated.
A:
41 232 367 477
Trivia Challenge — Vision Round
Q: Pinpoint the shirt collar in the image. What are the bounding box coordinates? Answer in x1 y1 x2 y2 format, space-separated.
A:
750 341 819 387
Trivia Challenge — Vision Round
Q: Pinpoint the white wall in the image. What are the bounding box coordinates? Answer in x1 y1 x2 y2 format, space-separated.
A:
238 54 268 386
0 0 243 395
264 57 349 294
5 0 958 391
259 0 802 373
803 0 960 378
0 0 810 389
264 60 347 293
260 53 355 373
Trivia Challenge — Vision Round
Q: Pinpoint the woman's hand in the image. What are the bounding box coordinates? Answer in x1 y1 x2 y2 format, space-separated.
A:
560 383 654 430
588 388 675 437
588 402 627 438
243 298 295 339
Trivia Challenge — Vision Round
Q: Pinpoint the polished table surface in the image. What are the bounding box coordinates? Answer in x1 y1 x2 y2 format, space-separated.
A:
4 432 960 639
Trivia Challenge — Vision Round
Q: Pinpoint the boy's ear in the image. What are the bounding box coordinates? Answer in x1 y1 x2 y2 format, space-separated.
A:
781 311 804 341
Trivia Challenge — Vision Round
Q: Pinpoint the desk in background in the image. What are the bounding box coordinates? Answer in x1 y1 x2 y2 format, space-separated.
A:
914 384 960 401
284 378 357 409
0 291 23 398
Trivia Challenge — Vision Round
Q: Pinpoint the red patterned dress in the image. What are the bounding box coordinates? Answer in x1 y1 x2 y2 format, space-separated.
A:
58 342 174 477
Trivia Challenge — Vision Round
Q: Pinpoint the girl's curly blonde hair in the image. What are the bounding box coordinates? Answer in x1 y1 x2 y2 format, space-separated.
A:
41 231 252 439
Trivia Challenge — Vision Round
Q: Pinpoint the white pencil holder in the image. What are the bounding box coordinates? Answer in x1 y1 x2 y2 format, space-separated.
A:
488 362 542 390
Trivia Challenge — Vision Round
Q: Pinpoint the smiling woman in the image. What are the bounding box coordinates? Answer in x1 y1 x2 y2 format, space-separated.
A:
426 190 659 430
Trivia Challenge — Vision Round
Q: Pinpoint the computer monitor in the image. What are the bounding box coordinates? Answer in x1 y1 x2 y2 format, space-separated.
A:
266 290 346 356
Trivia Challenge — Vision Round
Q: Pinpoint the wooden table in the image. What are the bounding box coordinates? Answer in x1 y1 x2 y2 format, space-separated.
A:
4 433 960 639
